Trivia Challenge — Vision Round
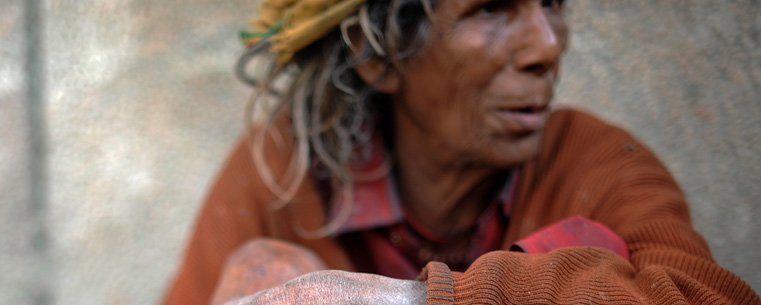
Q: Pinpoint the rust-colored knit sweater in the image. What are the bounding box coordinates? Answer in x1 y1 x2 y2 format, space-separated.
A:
161 109 759 305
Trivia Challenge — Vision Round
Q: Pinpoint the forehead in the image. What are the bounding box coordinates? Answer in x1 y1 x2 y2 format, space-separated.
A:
434 0 491 14
433 0 551 15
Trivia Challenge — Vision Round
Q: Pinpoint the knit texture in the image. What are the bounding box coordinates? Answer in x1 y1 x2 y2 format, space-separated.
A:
419 261 455 305
160 109 760 305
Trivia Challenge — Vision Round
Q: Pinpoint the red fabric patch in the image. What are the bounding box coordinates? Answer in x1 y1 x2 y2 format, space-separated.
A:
511 216 630 261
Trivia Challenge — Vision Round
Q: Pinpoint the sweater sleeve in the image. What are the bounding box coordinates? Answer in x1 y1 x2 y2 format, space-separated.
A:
425 245 749 304
425 245 759 304
160 134 269 305
421 110 760 304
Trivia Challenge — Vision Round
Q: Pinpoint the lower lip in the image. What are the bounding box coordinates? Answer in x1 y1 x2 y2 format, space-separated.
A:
494 109 549 132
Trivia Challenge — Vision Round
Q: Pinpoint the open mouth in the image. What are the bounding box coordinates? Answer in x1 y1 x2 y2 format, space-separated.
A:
512 106 548 114
495 105 550 132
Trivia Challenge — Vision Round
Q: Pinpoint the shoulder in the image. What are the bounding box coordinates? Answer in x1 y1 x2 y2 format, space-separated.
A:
516 108 689 233
209 116 300 211
543 109 638 153
532 108 653 174
520 108 681 210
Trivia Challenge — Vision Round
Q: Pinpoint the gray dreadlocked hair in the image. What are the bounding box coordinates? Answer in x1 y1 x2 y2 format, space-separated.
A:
236 0 437 238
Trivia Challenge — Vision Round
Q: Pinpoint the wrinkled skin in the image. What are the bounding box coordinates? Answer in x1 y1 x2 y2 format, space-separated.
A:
394 0 567 171
391 0 567 231
214 0 568 304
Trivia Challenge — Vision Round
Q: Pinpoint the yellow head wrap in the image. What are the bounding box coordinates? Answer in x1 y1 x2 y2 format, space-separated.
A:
241 0 366 64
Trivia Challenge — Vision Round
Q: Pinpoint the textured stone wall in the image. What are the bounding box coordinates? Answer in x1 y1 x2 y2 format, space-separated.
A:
0 1 759 304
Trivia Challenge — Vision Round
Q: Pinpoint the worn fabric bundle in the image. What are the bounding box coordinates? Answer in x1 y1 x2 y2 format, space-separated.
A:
241 0 366 63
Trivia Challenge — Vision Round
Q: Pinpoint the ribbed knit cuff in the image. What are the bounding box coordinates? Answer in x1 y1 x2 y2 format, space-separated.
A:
419 261 454 305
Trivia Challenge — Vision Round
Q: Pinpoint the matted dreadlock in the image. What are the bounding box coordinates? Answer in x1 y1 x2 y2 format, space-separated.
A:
236 0 437 238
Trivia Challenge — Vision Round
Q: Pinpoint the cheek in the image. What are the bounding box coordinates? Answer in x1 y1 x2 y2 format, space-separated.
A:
443 20 513 86
405 34 495 145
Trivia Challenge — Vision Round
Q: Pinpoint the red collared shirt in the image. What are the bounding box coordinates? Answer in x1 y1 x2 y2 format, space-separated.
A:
329 140 628 279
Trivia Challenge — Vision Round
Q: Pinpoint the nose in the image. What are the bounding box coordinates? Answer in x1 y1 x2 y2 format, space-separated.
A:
513 4 565 78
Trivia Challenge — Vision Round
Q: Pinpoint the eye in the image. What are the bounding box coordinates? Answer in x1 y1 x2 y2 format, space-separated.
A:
541 0 564 9
480 1 501 13
474 0 513 15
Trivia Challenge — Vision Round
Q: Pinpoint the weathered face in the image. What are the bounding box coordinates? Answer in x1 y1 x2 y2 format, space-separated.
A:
393 0 568 168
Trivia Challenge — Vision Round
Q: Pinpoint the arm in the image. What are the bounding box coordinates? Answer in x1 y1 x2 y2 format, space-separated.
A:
420 110 760 304
162 118 378 305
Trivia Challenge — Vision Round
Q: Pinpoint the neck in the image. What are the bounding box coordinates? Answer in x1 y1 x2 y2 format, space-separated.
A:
392 126 504 233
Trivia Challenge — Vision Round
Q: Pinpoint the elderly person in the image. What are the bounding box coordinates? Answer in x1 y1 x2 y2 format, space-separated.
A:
162 0 760 304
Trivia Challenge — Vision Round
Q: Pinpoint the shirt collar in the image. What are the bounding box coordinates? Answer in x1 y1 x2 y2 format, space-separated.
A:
328 140 520 236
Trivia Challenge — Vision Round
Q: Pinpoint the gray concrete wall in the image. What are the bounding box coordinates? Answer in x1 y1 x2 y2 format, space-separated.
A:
0 1 759 304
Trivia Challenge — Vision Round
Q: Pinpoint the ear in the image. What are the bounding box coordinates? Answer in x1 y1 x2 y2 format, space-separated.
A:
345 25 401 94
354 58 401 94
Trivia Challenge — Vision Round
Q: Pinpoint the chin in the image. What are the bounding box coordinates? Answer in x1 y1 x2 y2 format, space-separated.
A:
486 129 544 168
